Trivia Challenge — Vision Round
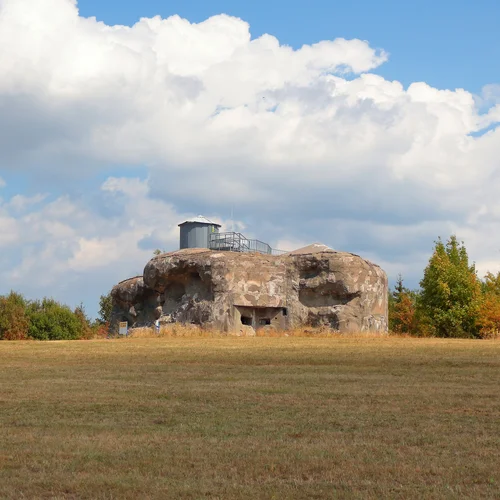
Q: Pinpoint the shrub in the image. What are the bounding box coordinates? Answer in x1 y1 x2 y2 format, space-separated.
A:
477 272 500 339
27 298 84 340
477 295 500 339
74 303 93 340
0 291 29 340
389 275 417 335
91 322 110 339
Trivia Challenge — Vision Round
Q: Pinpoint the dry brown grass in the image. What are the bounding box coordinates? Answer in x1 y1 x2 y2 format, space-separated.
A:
1 336 500 499
129 324 223 338
129 324 391 339
255 326 390 338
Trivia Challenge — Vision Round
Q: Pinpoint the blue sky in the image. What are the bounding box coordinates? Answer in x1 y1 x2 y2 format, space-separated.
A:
78 0 500 93
1 0 500 316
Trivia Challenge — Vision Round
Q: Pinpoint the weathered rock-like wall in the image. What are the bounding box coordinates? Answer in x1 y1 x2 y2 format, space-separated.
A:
285 245 388 332
110 276 160 331
111 244 388 334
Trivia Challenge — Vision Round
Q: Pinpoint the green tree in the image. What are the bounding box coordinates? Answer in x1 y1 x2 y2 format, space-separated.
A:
481 271 500 295
0 291 29 340
97 292 113 325
74 303 93 339
419 235 481 338
389 275 417 334
27 298 84 340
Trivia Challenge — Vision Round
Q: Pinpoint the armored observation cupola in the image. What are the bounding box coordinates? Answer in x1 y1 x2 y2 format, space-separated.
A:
178 215 221 249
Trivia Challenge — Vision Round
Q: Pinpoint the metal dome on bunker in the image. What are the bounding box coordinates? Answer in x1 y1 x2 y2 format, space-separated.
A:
178 215 221 250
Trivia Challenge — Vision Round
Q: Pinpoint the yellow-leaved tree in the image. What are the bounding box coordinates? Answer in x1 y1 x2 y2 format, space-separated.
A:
477 272 500 339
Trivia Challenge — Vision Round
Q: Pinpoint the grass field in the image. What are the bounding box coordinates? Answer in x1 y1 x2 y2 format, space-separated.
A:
1 337 500 499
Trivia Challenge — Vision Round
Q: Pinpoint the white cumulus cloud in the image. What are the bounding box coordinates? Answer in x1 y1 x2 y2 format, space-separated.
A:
0 0 499 314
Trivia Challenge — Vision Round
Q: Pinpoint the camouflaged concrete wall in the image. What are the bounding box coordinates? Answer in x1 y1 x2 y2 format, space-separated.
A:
111 244 388 334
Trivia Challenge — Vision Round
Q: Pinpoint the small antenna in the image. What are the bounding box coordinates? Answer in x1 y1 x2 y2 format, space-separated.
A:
231 204 234 232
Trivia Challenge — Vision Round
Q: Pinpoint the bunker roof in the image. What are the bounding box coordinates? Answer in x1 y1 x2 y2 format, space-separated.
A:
287 243 335 255
178 215 221 227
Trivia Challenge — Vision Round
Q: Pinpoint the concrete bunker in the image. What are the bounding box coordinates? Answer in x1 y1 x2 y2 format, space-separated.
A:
160 268 213 317
234 305 287 332
110 276 161 330
307 310 341 329
112 233 389 334
299 283 361 308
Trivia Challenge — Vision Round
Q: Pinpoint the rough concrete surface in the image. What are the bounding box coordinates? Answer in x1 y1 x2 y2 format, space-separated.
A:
111 244 388 334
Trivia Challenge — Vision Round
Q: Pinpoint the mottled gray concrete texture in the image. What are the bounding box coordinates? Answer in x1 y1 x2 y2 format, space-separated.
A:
111 244 388 334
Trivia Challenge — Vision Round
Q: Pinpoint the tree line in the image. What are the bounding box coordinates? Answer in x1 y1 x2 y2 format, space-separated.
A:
390 235 500 338
0 292 113 341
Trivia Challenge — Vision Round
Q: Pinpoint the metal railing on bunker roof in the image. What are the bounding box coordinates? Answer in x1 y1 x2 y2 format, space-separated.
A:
208 232 287 256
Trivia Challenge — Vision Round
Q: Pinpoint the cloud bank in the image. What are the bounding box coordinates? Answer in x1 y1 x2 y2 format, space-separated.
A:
0 0 499 314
